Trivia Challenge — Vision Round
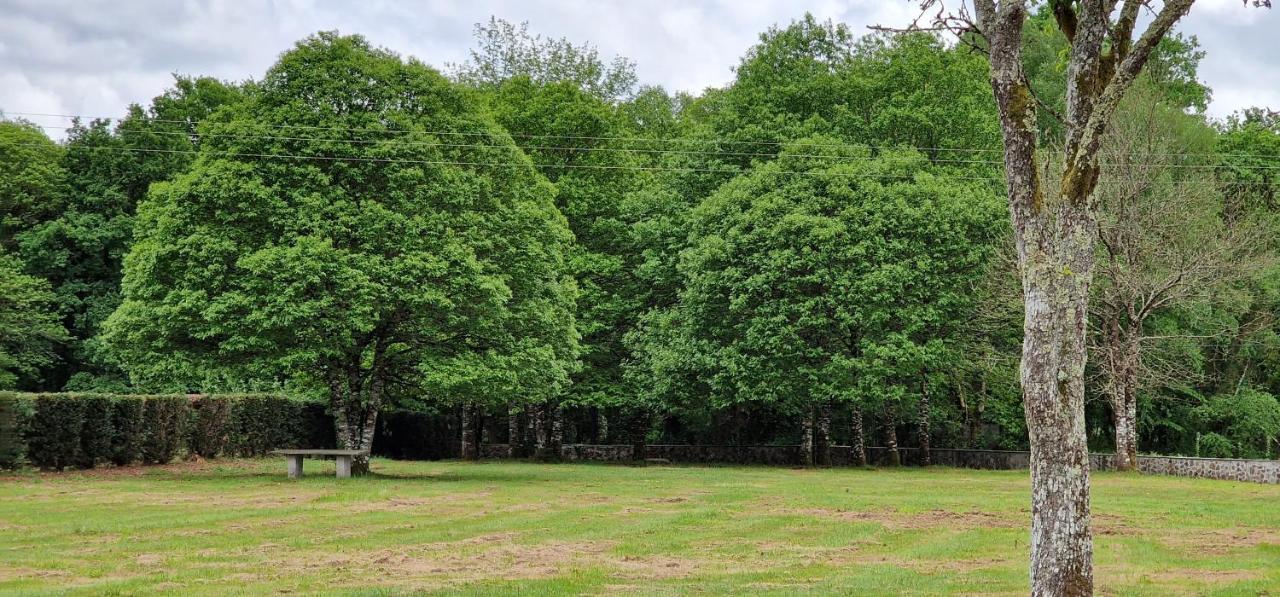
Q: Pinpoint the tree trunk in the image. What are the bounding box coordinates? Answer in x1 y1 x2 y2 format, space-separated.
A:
815 402 832 466
849 407 866 466
918 375 932 466
627 408 648 463
329 371 382 476
1103 322 1142 472
801 410 815 467
533 402 563 462
460 403 479 461
883 418 900 467
507 403 521 458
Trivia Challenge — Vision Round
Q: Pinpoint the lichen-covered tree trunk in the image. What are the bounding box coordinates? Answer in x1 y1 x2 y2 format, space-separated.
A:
1097 315 1143 472
627 407 649 463
460 403 479 460
918 376 932 466
966 1 1197 593
849 407 867 466
1018 214 1097 594
507 404 523 458
329 366 383 476
883 418 900 467
815 402 832 466
801 411 815 467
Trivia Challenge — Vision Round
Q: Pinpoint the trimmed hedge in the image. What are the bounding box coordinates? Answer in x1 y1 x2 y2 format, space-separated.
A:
0 393 334 471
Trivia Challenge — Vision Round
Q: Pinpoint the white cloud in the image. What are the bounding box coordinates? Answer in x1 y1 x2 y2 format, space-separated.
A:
0 0 1274 137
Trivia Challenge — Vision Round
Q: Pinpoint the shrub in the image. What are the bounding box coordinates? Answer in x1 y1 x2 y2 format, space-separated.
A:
188 395 232 458
77 395 115 468
0 393 33 469
110 396 146 465
27 395 85 470
141 396 188 464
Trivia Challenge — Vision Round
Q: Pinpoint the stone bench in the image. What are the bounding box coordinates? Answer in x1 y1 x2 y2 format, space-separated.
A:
271 449 367 479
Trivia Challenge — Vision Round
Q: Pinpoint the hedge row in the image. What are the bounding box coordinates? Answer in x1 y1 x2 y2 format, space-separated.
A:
0 393 333 470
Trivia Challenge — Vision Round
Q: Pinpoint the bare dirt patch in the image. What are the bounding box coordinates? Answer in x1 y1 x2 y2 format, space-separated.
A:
1159 527 1280 555
346 491 493 513
777 507 1021 531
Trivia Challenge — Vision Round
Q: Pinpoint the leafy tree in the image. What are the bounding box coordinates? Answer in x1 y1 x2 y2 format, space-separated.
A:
450 17 638 101
16 76 243 390
899 0 1258 590
104 32 578 472
1089 87 1265 470
0 121 65 252
1191 388 1280 458
0 250 69 389
655 139 1002 465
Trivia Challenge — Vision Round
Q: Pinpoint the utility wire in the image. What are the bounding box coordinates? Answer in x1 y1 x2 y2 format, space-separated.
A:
11 141 1276 188
14 119 1280 171
15 110 1280 161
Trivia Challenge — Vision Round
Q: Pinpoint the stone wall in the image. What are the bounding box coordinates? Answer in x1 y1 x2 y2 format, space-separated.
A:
478 443 1280 484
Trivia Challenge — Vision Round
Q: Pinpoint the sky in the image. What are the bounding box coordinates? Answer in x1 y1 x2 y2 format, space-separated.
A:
2 0 1277 138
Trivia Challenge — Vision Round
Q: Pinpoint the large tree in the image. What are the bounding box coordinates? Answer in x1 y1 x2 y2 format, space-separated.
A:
1090 87 1263 470
19 77 243 391
104 33 579 472
0 250 68 389
660 140 1001 465
893 0 1264 592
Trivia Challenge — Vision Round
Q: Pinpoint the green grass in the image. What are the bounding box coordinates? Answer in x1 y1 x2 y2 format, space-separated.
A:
1 459 1278 595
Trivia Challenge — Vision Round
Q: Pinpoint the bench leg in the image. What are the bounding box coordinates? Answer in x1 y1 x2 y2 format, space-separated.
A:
335 455 352 479
287 455 304 479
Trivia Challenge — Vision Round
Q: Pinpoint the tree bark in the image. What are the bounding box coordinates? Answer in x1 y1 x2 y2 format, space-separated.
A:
849 407 867 466
460 403 479 461
815 402 832 466
918 375 932 466
801 410 815 467
533 402 563 461
328 359 384 476
1101 317 1141 471
627 407 649 463
969 1 1195 592
883 418 900 467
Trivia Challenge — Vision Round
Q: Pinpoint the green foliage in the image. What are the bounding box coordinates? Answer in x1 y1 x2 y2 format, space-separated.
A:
0 393 34 468
0 393 329 469
141 396 187 464
0 121 66 251
76 394 114 468
26 394 85 470
0 251 69 389
1192 389 1280 459
451 17 638 101
643 139 1003 421
109 396 145 465
103 33 579 459
188 395 232 458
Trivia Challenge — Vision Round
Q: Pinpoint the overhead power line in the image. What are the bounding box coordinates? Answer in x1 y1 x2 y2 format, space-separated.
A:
11 110 1280 162
10 140 1275 188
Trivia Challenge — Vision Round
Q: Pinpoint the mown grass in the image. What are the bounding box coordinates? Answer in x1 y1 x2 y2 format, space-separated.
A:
1 459 1278 595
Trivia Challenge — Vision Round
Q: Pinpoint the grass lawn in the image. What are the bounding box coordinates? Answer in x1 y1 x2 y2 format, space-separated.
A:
1 459 1278 595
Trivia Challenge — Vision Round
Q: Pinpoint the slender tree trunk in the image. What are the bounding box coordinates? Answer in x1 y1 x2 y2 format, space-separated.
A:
849 407 866 466
1104 324 1142 472
628 407 648 463
815 402 832 466
533 402 563 462
460 403 479 461
918 375 932 466
507 403 521 458
883 417 900 467
801 409 815 467
328 365 383 476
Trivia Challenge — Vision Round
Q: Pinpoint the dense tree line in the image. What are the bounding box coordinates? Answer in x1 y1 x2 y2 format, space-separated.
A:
1 12 1277 472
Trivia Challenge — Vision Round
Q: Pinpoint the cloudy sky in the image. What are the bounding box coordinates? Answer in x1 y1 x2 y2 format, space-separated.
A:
2 0 1276 137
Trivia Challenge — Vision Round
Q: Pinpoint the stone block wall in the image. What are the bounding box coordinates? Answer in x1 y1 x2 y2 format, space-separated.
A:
477 443 1280 484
